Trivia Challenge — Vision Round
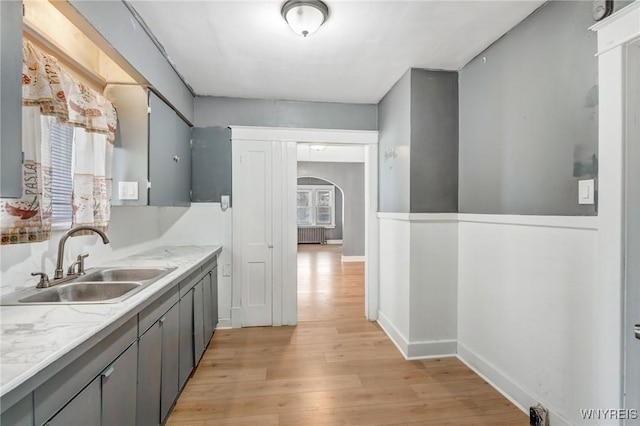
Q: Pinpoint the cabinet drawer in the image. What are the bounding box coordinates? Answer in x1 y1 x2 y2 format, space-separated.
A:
34 316 137 425
138 286 179 336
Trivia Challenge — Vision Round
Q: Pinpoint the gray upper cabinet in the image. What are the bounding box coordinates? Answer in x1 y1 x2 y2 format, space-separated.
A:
148 91 191 207
191 127 232 203
0 0 24 198
105 85 191 207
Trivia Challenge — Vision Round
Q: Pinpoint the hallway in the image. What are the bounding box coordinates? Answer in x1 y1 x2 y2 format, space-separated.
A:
168 245 527 425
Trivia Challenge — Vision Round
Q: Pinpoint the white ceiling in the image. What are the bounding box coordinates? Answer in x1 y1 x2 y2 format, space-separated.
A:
129 0 547 104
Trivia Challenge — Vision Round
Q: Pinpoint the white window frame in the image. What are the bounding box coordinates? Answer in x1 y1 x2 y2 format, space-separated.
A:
296 184 335 228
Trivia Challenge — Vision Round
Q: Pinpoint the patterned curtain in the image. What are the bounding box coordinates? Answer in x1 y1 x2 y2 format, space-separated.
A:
71 129 113 233
0 41 117 245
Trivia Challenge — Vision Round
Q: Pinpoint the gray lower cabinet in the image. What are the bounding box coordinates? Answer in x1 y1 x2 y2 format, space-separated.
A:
137 300 180 425
202 268 219 347
2 256 219 426
193 280 205 364
45 342 137 426
101 343 138 426
1 394 33 426
45 378 101 426
179 289 195 390
203 272 214 344
160 303 180 422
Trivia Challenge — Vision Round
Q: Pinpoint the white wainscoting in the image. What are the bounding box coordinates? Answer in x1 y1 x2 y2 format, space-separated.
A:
457 214 599 426
378 213 458 359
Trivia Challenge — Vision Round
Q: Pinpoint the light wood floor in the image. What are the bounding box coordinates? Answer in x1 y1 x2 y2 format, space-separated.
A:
168 244 528 425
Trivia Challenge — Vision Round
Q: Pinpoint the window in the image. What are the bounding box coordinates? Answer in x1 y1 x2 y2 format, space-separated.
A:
50 118 74 228
296 185 335 227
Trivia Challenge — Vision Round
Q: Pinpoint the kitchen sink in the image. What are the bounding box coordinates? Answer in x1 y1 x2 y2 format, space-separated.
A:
0 266 176 305
82 268 172 282
18 282 142 303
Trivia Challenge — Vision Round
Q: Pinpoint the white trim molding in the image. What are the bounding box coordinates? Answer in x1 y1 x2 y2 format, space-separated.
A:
342 256 365 262
230 125 380 326
458 213 599 230
377 212 458 222
590 1 640 415
230 126 378 145
590 1 640 55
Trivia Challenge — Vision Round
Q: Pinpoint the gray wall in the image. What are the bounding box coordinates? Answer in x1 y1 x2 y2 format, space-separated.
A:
378 70 412 212
297 162 365 257
61 0 194 122
191 127 232 203
195 97 377 130
378 68 458 213
297 177 343 241
459 0 598 215
410 69 458 213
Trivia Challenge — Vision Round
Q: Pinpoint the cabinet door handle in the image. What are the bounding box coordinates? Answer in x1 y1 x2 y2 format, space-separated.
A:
635 324 640 340
159 316 166 325
102 366 115 379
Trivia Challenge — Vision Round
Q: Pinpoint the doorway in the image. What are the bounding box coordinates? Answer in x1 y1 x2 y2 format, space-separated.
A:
230 126 378 328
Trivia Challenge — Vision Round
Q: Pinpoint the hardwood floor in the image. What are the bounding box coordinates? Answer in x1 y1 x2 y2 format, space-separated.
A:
168 244 528 425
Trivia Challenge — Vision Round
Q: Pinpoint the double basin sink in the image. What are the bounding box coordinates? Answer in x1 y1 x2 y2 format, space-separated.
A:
1 267 176 305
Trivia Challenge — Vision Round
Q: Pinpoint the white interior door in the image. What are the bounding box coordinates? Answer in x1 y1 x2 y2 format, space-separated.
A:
236 140 273 327
625 40 640 420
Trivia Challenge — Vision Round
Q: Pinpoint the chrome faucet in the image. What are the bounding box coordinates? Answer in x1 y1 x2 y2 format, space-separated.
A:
54 226 110 279
31 226 110 288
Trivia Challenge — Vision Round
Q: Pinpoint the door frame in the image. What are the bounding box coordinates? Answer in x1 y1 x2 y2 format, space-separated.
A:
230 126 379 327
591 4 640 414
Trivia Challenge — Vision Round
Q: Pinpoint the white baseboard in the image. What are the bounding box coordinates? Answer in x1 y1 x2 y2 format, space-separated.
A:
216 318 232 329
377 310 409 357
326 239 343 244
377 310 457 360
406 340 457 360
457 343 569 426
230 307 242 328
342 255 365 262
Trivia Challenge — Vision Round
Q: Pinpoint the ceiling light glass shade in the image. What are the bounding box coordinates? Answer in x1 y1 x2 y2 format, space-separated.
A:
281 0 329 37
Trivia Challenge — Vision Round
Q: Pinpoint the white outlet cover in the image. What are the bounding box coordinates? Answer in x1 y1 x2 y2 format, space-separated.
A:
578 179 595 205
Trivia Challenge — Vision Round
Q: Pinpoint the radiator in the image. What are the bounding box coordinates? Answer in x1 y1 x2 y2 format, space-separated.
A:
297 227 326 244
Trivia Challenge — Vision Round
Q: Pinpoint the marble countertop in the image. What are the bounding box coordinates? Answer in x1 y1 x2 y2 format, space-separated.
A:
0 245 221 400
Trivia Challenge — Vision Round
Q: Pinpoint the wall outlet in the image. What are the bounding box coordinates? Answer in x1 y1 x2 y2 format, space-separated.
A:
222 264 231 277
530 404 549 426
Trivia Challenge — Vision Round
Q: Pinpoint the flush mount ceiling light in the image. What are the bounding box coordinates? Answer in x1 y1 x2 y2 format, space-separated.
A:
281 0 329 37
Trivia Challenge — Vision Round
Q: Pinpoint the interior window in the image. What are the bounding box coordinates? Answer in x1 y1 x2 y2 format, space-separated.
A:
296 185 335 227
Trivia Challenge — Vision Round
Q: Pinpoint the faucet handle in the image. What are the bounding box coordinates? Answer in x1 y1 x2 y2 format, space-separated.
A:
68 253 90 275
76 252 89 275
31 272 50 288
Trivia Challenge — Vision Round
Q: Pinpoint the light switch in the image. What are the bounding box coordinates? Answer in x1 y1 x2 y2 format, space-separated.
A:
578 179 595 205
118 181 139 200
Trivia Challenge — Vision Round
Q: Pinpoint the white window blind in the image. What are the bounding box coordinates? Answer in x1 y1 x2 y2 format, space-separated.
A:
50 119 74 226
